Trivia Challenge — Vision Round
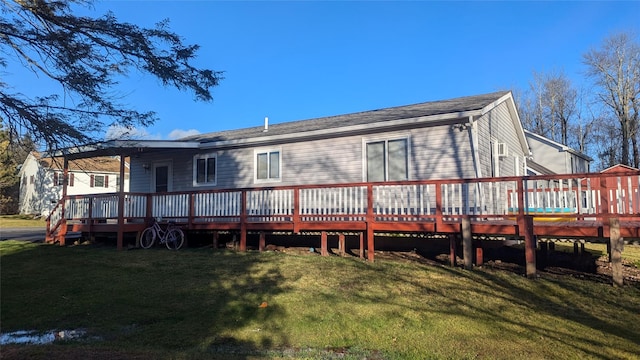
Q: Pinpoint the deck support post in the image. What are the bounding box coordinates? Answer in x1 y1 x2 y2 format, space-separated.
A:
116 154 126 251
574 242 579 255
240 191 247 251
359 232 364 259
519 215 536 278
449 234 457 267
366 184 375 262
366 226 374 262
540 241 548 266
461 216 473 270
212 231 219 250
609 217 624 287
475 240 483 266
259 231 266 252
338 233 346 256
321 231 328 256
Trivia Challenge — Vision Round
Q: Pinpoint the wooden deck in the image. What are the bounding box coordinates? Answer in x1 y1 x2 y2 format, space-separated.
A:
46 172 640 281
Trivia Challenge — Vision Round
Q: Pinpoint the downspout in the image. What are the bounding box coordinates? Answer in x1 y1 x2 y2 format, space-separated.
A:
468 116 485 213
468 116 483 179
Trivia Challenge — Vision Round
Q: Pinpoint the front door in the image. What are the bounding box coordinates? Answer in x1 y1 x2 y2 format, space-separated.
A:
152 162 172 193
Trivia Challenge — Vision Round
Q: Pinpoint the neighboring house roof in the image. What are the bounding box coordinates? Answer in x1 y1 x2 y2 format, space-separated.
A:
29 152 129 174
524 130 593 161
600 164 639 173
526 159 557 175
55 91 529 159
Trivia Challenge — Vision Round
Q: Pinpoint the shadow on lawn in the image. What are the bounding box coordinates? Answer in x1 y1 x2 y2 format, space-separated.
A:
362 253 640 360
449 267 640 359
0 242 290 359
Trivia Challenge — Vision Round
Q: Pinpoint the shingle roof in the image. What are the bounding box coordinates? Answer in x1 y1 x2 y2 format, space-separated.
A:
184 91 510 143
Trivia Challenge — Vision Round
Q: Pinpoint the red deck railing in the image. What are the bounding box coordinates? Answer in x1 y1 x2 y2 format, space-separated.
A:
46 172 640 246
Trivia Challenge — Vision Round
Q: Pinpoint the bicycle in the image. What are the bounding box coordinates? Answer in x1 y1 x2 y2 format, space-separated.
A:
140 217 185 250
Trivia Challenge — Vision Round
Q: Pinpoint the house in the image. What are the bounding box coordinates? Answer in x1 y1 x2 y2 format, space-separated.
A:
524 130 592 175
119 91 530 193
45 90 640 280
18 152 130 216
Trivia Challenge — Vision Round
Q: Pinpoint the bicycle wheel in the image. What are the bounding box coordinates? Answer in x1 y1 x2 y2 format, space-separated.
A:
140 227 156 249
165 228 185 250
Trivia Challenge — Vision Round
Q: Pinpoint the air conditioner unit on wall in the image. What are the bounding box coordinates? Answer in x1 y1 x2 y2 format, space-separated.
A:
497 142 508 157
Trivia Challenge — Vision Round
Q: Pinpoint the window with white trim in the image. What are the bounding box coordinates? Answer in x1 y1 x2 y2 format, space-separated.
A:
92 175 107 188
255 149 281 182
366 138 408 181
193 153 217 186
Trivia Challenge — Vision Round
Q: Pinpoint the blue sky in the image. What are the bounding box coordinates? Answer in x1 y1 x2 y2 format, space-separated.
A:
10 1 640 140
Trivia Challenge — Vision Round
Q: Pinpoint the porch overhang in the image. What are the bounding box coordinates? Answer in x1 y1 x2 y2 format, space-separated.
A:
49 140 200 160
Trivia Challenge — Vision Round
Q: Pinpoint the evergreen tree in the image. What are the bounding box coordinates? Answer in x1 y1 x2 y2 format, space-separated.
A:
0 0 223 151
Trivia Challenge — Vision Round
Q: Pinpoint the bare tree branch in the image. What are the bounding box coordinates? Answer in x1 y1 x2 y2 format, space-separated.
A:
0 0 224 152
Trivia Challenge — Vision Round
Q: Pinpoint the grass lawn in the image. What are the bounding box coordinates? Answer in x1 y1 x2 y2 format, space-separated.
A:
0 215 46 228
554 242 640 268
1 241 639 359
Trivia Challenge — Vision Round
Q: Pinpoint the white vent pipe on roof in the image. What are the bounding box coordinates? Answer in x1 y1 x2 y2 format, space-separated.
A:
263 117 269 132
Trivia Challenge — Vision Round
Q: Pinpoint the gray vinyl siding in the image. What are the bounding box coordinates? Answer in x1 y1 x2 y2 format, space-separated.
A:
477 102 526 178
130 123 478 192
216 125 475 187
527 136 567 173
410 126 475 180
129 150 194 192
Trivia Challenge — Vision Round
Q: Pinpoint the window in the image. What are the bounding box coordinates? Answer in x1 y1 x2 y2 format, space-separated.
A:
366 138 408 182
94 175 105 187
90 175 108 188
30 175 34 184
193 153 217 186
53 172 73 186
255 149 281 181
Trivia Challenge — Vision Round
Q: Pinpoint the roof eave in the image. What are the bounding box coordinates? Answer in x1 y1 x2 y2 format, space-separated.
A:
482 92 531 156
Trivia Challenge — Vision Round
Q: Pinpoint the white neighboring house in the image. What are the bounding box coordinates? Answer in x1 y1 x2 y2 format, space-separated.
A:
524 130 592 175
18 152 130 217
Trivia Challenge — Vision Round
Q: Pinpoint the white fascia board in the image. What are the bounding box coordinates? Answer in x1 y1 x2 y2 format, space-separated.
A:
50 140 200 157
482 92 531 156
198 110 481 150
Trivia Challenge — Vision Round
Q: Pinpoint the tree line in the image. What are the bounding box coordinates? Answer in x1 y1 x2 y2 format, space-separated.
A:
516 31 639 171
